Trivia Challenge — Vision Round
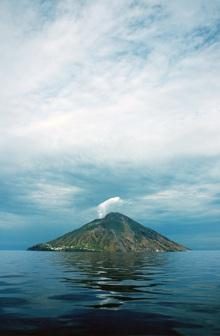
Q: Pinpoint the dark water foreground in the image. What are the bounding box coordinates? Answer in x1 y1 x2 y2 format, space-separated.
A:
0 251 219 336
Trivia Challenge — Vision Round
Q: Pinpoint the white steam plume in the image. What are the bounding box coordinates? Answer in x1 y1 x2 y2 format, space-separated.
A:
97 197 123 218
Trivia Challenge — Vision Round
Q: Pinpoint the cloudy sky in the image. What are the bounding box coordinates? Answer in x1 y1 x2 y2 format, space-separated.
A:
0 0 220 250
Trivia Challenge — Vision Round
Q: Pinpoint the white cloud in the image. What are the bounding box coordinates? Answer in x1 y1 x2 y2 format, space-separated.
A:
124 183 220 222
23 182 83 210
0 0 220 173
0 212 27 229
97 197 123 218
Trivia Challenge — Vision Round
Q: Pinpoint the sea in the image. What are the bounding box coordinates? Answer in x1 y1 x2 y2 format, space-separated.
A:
0 250 219 336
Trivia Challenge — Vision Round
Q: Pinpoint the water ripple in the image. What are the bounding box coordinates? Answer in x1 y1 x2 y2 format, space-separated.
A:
0 251 219 335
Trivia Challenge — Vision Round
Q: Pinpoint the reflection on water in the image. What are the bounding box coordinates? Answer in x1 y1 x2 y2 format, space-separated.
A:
0 251 220 335
58 252 168 308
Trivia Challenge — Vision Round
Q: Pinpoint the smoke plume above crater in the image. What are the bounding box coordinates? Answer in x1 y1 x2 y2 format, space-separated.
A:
97 197 123 218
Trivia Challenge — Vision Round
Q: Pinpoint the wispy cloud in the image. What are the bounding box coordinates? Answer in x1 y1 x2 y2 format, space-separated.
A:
1 0 220 171
22 182 83 211
139 183 220 218
0 212 27 230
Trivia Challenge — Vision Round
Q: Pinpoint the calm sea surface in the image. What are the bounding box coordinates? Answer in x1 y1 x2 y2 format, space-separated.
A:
0 250 219 336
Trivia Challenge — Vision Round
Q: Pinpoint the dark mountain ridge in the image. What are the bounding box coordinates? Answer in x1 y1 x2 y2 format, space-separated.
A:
28 212 187 252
